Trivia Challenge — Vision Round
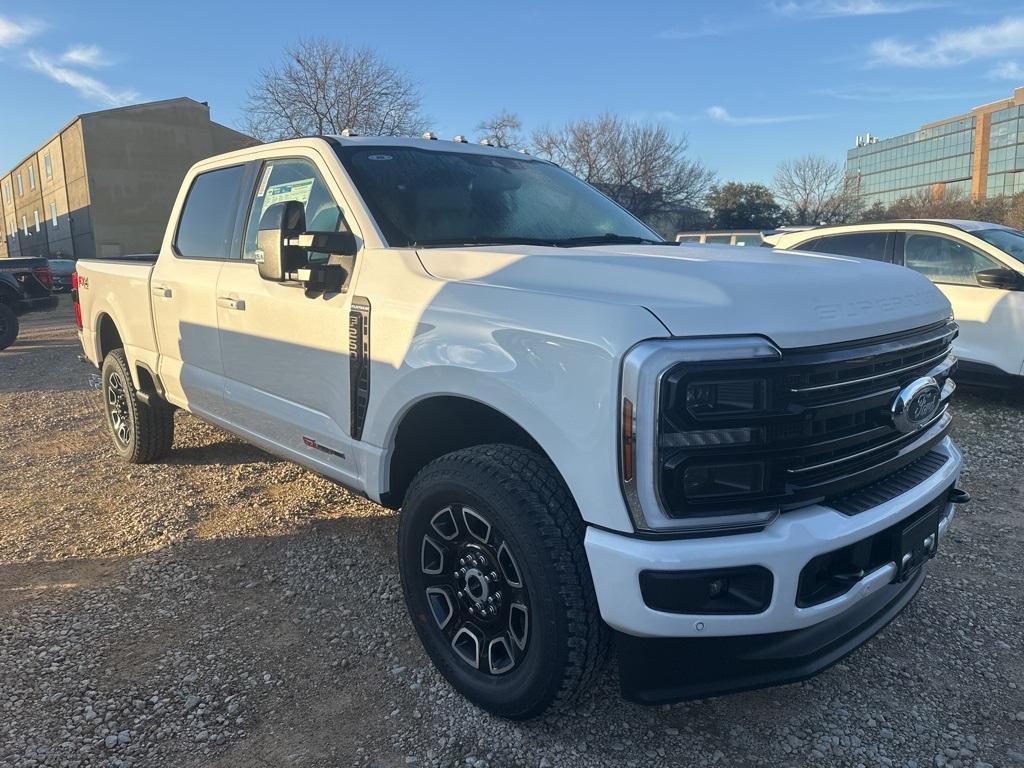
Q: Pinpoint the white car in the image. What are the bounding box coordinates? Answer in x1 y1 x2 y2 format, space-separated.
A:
74 136 966 718
767 220 1024 388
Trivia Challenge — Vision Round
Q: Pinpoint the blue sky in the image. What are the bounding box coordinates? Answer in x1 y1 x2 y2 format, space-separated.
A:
1 0 1023 184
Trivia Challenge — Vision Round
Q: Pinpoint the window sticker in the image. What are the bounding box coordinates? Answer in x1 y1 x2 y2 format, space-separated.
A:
260 178 315 217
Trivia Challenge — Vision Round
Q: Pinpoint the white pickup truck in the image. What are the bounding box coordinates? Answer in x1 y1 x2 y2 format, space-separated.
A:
74 135 968 719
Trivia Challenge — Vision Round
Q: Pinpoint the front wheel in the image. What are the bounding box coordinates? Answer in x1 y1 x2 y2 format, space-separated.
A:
100 349 174 463
0 303 19 351
398 444 609 719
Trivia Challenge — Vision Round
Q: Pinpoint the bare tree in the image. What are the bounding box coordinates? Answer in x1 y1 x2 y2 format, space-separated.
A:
242 38 426 140
773 155 859 225
476 110 524 149
531 114 714 225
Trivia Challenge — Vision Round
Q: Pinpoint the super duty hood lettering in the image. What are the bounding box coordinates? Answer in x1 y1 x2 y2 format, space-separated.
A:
417 244 951 348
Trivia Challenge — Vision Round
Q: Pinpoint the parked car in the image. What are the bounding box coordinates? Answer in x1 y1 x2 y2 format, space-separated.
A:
74 136 967 718
766 220 1024 388
0 257 58 350
48 258 77 293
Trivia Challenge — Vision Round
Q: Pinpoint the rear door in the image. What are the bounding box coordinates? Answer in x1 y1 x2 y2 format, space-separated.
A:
896 230 1020 376
214 153 360 485
151 163 252 416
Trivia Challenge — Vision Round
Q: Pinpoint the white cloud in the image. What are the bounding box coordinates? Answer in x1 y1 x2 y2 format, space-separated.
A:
869 16 1024 68
989 60 1024 81
772 0 940 18
706 105 822 125
27 50 137 106
61 44 109 68
0 15 43 48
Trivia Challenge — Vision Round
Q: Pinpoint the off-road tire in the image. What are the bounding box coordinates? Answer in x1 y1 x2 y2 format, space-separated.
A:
398 444 609 719
100 349 174 463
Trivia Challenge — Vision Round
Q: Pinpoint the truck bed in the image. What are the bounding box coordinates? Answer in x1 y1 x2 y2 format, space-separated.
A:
76 257 159 373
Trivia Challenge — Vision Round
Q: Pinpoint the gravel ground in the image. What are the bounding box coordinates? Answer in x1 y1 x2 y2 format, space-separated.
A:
1 300 1022 768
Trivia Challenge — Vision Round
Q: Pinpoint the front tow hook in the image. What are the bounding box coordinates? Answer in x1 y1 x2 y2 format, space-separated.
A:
949 488 971 505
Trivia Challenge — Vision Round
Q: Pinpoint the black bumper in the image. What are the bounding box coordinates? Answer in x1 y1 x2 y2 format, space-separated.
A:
616 564 926 704
14 295 59 315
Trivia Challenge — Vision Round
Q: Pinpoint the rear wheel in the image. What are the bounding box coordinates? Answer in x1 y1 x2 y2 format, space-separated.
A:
398 444 609 719
0 303 19 351
100 349 174 463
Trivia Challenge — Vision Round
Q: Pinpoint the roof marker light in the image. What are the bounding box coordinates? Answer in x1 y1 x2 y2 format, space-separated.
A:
422 131 438 140
341 128 358 137
453 135 468 143
479 138 494 146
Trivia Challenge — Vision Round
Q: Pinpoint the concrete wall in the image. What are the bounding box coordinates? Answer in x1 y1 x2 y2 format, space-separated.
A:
38 133 75 258
0 98 257 259
11 155 46 259
83 100 258 257
0 173 14 258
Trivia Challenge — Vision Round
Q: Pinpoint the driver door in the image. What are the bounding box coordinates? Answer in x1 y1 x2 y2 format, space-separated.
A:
215 154 359 485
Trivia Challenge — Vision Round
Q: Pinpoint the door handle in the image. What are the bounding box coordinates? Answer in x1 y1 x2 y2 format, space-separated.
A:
216 296 245 311
151 285 172 298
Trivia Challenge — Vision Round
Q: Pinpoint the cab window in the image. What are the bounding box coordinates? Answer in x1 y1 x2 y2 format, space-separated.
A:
732 233 763 247
243 158 345 261
174 165 247 260
901 233 1000 286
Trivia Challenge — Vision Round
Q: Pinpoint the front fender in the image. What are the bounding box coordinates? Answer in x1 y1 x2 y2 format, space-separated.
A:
361 279 667 533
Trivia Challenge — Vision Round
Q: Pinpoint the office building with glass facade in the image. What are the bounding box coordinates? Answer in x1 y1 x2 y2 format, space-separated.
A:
845 86 1024 208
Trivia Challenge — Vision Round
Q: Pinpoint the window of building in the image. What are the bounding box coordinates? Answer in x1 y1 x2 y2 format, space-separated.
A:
2 181 9 203
174 165 247 259
704 234 733 244
50 202 58 227
16 173 23 196
21 215 28 235
28 166 35 190
676 234 702 243
43 153 53 179
804 232 890 261
33 210 41 233
901 233 999 286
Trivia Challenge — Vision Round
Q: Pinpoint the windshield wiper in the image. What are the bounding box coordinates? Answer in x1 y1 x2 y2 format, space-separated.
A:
414 236 560 248
553 233 667 247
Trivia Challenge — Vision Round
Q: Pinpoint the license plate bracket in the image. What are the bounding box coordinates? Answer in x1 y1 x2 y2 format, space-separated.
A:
895 503 941 582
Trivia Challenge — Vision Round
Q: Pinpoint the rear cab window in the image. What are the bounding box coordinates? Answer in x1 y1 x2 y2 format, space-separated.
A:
174 165 248 259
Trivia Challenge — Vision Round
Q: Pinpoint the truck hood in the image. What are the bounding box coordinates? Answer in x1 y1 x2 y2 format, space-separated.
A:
416 244 952 349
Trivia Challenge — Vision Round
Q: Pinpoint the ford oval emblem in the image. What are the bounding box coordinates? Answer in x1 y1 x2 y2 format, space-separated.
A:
891 376 942 434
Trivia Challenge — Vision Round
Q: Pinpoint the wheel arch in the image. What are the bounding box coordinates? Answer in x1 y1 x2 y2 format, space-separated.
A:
380 394 561 510
95 312 124 362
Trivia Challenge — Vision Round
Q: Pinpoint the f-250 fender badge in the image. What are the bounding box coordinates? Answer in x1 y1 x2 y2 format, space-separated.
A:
302 435 345 460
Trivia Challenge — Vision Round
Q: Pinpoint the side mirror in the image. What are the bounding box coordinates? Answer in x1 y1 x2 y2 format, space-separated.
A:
976 267 1024 291
256 201 307 282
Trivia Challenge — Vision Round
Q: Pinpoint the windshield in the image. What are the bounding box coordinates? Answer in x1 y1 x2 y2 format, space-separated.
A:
974 228 1024 266
335 145 663 248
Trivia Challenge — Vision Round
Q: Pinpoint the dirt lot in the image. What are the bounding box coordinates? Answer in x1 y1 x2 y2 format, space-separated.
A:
1 301 1022 768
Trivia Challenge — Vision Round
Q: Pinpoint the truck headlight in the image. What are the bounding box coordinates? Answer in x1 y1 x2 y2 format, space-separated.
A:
620 337 781 535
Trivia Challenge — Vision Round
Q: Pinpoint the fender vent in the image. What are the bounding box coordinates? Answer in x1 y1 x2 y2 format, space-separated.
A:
349 297 371 441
